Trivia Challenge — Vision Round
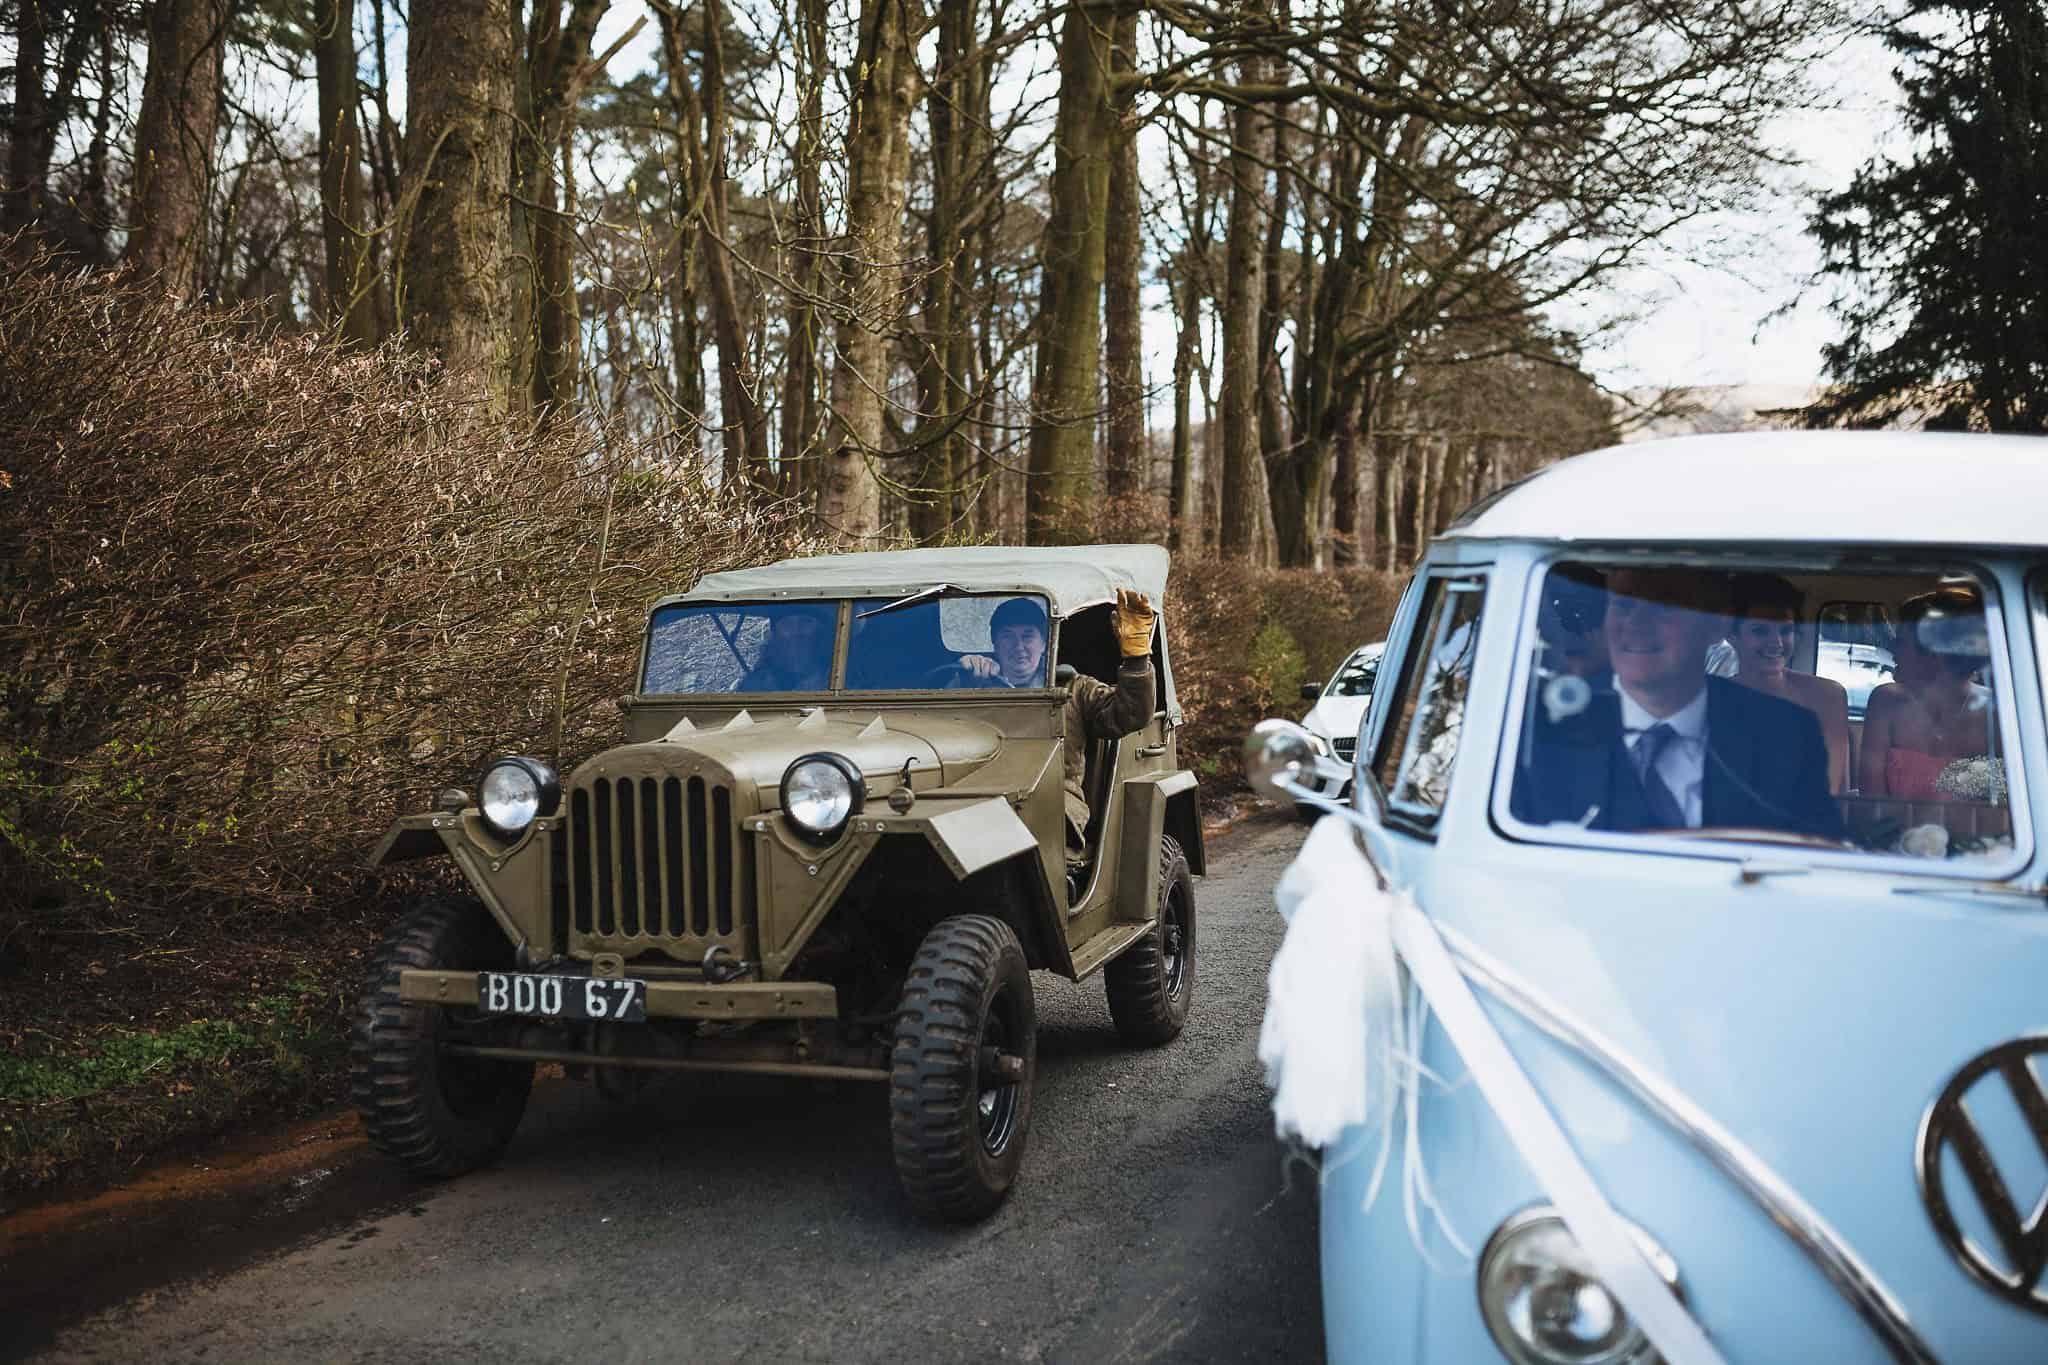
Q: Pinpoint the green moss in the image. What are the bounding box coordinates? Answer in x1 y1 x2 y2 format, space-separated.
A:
0 1018 258 1103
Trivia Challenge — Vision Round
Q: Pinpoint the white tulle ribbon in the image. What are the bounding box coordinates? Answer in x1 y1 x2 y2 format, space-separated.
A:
1262 815 1725 1365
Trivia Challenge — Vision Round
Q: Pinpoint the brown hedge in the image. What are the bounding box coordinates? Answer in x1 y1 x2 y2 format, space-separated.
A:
0 255 818 941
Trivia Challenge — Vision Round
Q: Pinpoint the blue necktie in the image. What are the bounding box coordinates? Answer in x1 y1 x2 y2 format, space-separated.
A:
1632 723 1688 829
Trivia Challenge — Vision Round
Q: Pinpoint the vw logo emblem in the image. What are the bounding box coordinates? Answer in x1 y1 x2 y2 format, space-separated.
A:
1917 1036 2048 1315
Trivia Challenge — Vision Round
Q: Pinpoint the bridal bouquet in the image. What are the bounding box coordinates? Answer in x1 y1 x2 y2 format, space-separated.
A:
1934 755 2008 804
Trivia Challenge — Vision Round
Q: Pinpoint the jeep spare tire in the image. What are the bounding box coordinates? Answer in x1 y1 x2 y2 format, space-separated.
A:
350 896 535 1177
889 914 1037 1222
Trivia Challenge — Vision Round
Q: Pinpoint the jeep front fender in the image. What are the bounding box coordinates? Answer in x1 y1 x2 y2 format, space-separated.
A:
366 813 535 956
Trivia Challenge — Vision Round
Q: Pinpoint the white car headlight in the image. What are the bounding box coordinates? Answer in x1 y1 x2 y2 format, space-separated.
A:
781 753 862 842
1477 1206 1681 1365
478 756 559 839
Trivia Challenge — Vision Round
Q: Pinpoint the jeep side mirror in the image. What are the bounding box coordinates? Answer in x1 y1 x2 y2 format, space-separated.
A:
1300 682 1320 700
1054 664 1078 686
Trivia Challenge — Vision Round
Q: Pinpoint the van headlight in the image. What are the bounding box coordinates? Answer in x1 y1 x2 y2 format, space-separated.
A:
781 753 862 842
477 756 559 839
1477 1205 1682 1365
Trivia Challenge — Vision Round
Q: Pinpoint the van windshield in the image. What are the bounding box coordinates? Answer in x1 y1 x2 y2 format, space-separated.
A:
1503 560 2017 865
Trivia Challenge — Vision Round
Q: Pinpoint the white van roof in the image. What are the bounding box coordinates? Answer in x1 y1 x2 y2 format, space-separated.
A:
1442 433 2048 547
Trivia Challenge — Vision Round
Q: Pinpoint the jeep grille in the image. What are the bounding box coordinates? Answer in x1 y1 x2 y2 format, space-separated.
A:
565 775 743 946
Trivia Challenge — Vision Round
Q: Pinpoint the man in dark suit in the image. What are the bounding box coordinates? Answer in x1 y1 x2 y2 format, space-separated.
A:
1511 567 1843 840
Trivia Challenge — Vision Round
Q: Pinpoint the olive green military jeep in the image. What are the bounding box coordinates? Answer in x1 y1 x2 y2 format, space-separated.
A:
351 545 1203 1221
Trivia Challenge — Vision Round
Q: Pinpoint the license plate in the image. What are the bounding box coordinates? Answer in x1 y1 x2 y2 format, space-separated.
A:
476 973 647 1023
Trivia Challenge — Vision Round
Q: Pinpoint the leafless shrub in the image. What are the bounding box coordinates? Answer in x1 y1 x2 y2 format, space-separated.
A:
1167 558 1405 782
0 253 819 938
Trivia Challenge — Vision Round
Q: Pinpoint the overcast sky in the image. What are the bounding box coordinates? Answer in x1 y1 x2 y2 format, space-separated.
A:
1570 31 1906 392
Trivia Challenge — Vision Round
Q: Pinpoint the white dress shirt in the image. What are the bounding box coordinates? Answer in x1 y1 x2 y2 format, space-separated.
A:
1620 686 1709 827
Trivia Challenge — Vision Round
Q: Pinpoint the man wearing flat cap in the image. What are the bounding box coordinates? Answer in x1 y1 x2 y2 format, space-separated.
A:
958 588 1158 862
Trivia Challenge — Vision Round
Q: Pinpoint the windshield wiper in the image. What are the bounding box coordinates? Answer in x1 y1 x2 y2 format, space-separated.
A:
855 584 957 619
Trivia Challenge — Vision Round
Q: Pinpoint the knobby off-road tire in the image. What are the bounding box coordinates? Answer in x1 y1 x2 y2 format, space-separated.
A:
890 915 1037 1223
1104 836 1195 1046
350 896 534 1178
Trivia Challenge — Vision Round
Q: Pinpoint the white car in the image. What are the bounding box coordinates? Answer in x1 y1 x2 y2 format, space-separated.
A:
1294 642 1384 820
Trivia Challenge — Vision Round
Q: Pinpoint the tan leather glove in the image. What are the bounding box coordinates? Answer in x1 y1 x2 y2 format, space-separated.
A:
1113 587 1156 658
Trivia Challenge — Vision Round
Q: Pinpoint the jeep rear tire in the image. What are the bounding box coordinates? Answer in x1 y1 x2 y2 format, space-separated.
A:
889 915 1037 1223
350 896 534 1177
1104 836 1195 1046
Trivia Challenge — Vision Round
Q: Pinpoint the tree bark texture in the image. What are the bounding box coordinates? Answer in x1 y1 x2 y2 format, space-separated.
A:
909 0 986 541
400 0 517 397
1218 73 1269 560
779 0 828 497
1101 7 1144 505
1169 270 1203 550
315 0 384 345
822 0 921 540
1025 0 1113 544
515 0 607 415
4 0 51 234
696 0 768 482
124 0 226 296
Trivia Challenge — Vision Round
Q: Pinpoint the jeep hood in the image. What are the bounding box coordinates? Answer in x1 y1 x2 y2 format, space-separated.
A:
574 709 1002 800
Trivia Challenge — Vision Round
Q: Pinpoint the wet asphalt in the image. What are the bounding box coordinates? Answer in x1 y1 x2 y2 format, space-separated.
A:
2 813 1320 1364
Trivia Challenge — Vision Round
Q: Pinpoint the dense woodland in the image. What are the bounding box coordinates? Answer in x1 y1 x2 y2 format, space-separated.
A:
0 0 1850 565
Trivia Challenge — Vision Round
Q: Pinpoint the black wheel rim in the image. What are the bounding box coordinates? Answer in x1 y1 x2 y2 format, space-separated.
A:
1161 882 1190 1000
977 999 1021 1157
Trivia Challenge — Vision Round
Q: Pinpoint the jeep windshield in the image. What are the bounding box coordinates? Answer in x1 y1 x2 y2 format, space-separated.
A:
641 593 1053 694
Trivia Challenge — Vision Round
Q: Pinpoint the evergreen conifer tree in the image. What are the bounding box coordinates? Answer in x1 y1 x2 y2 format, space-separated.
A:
1804 0 2048 431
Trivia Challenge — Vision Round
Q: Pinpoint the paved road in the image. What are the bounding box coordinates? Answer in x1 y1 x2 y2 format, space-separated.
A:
5 814 1319 1364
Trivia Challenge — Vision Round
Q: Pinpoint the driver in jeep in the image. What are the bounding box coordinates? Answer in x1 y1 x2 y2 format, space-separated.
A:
956 588 1157 862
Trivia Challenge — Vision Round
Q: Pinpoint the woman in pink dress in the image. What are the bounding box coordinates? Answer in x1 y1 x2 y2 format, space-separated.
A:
1857 588 1995 799
1727 574 1853 793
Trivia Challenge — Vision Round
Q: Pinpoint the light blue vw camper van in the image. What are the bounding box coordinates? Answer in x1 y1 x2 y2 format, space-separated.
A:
1249 433 2048 1364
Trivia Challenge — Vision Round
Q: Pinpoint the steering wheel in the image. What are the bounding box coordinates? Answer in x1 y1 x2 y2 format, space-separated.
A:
920 662 997 689
1656 827 1858 851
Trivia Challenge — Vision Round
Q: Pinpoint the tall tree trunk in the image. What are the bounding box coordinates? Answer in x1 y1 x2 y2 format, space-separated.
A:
1101 7 1144 506
696 0 767 482
909 0 979 541
779 0 828 497
79 17 117 260
4 0 50 234
1169 271 1203 550
315 0 383 344
1218 72 1270 559
822 0 921 540
516 0 607 415
123 0 226 296
400 0 516 396
1025 0 1114 543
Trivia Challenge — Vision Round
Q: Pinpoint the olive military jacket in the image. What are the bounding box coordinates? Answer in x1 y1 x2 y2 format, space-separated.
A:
1064 658 1157 838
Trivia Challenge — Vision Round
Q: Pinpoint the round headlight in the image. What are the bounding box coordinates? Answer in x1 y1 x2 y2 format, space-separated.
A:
780 753 862 842
1477 1206 1680 1365
478 756 559 839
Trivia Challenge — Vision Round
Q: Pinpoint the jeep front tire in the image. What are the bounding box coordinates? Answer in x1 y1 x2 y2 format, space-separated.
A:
1104 836 1195 1045
350 896 534 1177
889 915 1037 1222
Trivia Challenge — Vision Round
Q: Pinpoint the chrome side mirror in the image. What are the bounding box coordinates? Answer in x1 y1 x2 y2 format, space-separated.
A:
1243 719 1347 796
